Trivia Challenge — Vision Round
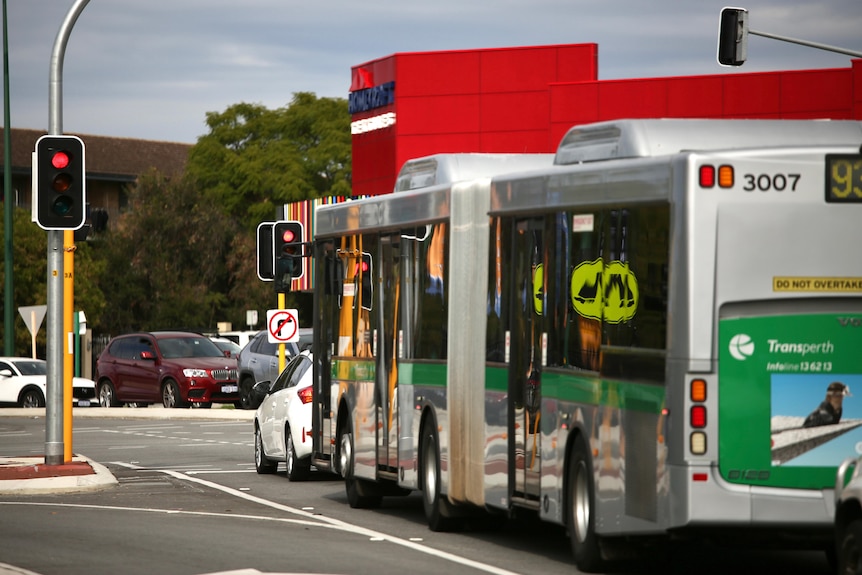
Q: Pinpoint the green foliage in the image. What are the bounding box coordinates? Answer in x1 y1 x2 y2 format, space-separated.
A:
59 92 351 339
0 207 105 356
187 92 351 231
92 170 237 333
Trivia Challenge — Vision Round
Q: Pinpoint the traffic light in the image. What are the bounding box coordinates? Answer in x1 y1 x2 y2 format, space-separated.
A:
274 220 304 293
256 221 275 281
357 252 373 311
717 7 749 66
34 135 86 230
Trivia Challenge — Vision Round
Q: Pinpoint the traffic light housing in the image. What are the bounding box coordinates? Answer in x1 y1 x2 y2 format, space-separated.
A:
274 220 304 293
717 7 749 66
34 135 86 230
358 252 372 311
256 221 275 281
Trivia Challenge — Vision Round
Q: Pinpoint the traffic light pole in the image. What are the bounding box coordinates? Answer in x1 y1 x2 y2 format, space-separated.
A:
44 0 89 466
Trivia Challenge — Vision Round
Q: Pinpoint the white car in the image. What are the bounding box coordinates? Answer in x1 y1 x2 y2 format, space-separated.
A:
0 357 97 407
253 350 314 480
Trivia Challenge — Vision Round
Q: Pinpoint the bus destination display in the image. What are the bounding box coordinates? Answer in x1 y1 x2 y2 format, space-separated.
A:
826 154 862 202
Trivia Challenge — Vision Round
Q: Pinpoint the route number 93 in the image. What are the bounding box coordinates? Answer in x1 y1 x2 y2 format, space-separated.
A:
826 154 862 203
742 173 800 192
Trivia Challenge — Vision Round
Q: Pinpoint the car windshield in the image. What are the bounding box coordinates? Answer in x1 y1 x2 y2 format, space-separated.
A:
12 360 46 376
158 336 225 359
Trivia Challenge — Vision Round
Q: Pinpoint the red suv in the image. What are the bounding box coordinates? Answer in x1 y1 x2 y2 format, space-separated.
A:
95 331 240 408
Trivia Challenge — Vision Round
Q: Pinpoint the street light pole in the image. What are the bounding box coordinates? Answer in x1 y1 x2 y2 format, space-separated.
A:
3 0 13 357
45 0 89 466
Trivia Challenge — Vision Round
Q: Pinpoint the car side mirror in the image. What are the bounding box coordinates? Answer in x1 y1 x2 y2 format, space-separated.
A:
140 351 156 360
0 369 11 378
250 380 272 408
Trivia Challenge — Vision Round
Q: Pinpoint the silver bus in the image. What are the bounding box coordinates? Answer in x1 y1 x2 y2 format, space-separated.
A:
310 119 862 570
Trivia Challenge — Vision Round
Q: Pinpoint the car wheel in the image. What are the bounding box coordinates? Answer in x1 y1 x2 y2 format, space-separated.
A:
98 382 120 407
20 387 45 408
161 379 187 408
838 519 862 574
339 419 382 508
421 420 461 531
254 426 278 474
285 427 310 481
239 377 255 410
568 434 604 572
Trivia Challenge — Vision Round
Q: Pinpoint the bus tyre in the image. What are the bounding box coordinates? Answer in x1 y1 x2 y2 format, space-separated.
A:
421 421 461 532
567 435 604 572
339 421 382 509
837 519 862 574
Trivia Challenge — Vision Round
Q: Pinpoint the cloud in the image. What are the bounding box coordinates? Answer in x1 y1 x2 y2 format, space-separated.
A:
4 0 860 143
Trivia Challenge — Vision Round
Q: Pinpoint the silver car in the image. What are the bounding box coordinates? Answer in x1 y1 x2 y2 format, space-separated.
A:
237 331 298 410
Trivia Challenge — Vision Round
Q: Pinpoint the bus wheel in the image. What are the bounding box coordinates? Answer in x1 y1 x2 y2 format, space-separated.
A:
339 421 382 509
421 422 461 532
567 435 604 572
837 519 862 574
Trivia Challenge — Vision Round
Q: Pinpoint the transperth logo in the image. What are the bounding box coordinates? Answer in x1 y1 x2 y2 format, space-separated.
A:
729 334 755 361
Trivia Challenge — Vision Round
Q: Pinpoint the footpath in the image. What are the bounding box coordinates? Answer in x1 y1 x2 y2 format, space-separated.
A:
0 405 254 494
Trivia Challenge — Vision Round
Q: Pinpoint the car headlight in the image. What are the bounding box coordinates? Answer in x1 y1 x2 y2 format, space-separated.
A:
183 369 209 378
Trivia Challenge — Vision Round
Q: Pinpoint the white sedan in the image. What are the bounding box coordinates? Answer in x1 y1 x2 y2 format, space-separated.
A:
0 357 97 407
253 350 314 480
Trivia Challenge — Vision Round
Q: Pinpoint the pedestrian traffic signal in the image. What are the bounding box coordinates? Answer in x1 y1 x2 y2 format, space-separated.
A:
357 252 372 311
274 220 304 292
34 135 86 230
256 221 275 281
717 7 749 66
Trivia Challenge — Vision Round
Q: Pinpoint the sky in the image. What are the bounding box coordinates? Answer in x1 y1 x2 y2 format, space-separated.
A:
2 0 861 144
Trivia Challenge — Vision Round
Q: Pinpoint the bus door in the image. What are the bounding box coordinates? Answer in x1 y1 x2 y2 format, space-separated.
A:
509 217 544 498
375 234 402 472
313 239 340 465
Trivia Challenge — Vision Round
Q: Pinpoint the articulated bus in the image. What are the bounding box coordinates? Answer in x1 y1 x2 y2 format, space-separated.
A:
310 119 862 571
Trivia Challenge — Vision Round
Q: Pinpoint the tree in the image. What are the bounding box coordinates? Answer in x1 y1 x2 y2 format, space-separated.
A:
186 92 352 231
92 170 236 333
0 207 105 356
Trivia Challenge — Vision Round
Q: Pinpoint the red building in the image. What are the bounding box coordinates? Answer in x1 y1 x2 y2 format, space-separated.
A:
348 42 862 196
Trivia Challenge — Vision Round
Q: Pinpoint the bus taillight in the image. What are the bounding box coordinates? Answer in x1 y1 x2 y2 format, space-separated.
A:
699 165 715 187
690 433 707 456
691 405 707 427
718 165 734 187
690 378 707 455
690 379 707 402
698 164 734 188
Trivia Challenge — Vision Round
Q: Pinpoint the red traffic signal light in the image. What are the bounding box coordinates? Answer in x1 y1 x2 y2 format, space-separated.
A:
273 220 305 292
34 135 86 230
51 151 71 170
